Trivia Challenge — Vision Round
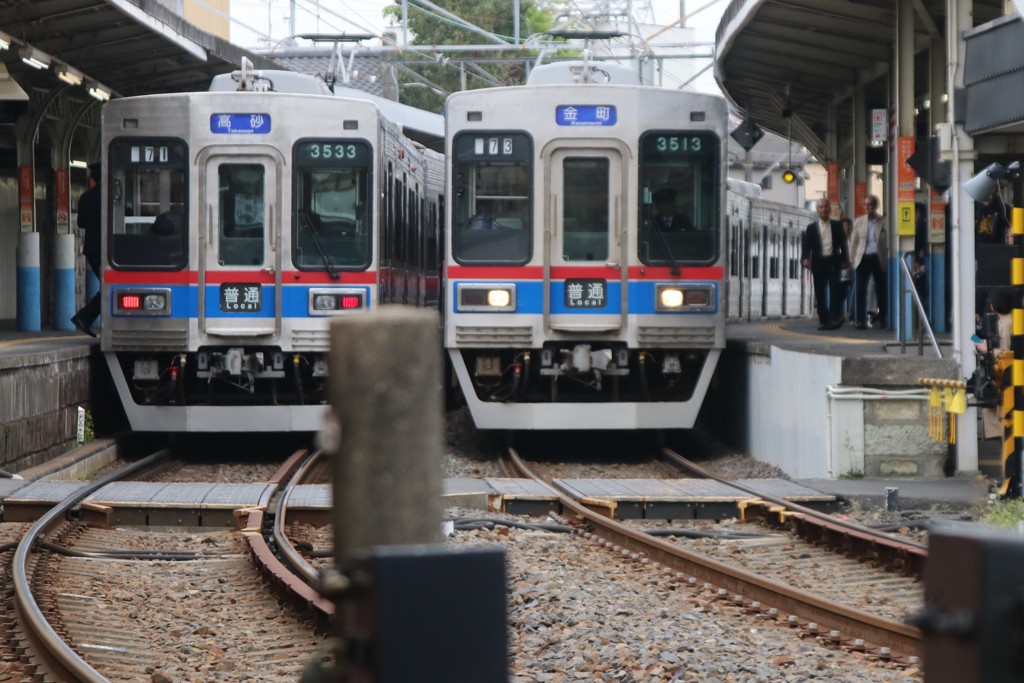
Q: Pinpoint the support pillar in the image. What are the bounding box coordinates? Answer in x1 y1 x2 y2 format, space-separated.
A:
896 0 916 342
951 0 978 471
53 233 76 330
16 233 40 332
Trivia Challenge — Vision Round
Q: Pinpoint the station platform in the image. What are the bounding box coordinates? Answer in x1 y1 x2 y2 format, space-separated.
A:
0 325 96 361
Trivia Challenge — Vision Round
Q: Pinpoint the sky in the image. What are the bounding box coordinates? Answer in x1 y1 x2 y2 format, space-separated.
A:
228 0 729 92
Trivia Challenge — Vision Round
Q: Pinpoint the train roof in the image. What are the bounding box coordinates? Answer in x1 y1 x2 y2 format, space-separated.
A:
331 85 443 152
208 69 333 95
726 178 764 199
526 61 642 85
209 64 443 152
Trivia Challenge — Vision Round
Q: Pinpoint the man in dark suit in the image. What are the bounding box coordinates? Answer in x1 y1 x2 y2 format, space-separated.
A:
801 197 849 330
651 188 693 231
71 162 101 337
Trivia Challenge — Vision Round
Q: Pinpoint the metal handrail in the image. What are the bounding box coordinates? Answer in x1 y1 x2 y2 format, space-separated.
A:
898 253 941 358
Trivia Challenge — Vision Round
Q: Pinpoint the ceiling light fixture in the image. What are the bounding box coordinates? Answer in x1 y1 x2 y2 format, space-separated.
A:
56 64 83 86
87 81 111 101
0 31 11 51
19 46 50 70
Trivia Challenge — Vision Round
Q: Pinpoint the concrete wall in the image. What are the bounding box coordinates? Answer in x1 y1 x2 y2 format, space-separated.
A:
707 342 958 480
0 344 97 471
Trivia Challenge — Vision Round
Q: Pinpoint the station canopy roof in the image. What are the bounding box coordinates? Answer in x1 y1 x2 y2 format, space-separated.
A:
0 0 278 101
714 0 1007 162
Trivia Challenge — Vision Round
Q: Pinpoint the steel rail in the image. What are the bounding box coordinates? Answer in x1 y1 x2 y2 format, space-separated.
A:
272 449 325 586
660 447 928 577
12 448 173 683
242 449 334 623
506 447 922 658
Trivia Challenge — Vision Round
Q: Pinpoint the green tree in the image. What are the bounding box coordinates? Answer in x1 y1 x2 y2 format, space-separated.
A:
383 0 553 112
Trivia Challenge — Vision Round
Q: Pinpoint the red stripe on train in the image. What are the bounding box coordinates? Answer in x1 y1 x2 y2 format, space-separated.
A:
447 265 724 280
103 270 378 285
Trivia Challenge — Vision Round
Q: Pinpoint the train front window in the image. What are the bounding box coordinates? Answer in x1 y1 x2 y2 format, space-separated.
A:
107 139 188 269
293 140 372 271
452 132 532 264
638 132 720 265
217 164 266 266
562 157 609 262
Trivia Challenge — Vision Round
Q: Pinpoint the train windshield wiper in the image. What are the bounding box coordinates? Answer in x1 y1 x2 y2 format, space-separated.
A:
299 211 340 281
642 206 681 276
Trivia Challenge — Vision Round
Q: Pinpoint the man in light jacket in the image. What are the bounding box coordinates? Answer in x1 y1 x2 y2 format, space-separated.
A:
849 194 888 329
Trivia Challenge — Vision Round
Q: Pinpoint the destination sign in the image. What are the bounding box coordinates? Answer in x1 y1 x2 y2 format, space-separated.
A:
211 114 272 134
555 105 617 127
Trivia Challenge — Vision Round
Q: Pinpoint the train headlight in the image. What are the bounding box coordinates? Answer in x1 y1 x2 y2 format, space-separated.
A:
143 294 166 311
456 284 516 312
487 289 511 307
309 288 366 315
655 284 715 312
658 287 684 309
113 288 171 316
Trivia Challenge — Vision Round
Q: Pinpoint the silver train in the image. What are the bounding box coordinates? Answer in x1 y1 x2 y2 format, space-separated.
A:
725 179 814 322
98 67 443 431
444 61 735 430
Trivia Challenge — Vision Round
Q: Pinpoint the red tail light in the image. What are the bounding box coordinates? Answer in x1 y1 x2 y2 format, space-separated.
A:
120 294 141 310
341 296 361 309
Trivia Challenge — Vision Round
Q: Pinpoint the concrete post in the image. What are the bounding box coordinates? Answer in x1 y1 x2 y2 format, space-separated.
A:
328 306 443 556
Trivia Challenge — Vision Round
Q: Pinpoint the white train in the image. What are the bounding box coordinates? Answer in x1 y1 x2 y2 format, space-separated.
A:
443 61 736 430
725 178 814 322
99 67 444 432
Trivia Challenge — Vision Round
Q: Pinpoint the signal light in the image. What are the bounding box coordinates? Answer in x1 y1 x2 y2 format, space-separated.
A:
782 169 797 184
120 294 142 310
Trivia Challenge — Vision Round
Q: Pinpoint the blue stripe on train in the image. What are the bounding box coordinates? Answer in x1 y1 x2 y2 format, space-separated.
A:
451 281 719 314
110 285 374 318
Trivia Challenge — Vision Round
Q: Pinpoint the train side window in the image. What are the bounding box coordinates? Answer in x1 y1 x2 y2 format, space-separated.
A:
452 132 532 265
750 228 762 279
769 233 780 279
107 138 188 269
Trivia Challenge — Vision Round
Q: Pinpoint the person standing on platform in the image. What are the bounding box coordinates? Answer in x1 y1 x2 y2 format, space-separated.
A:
840 216 854 322
850 194 889 330
801 197 849 330
71 162 101 337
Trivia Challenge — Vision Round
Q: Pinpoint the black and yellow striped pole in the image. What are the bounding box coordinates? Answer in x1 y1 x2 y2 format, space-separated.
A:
1006 200 1024 497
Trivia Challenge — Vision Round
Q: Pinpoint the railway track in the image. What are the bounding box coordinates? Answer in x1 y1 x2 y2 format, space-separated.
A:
504 446 925 663
7 447 332 681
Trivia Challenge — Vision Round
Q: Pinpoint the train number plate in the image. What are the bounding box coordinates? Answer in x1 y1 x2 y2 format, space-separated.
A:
220 283 262 312
564 279 607 309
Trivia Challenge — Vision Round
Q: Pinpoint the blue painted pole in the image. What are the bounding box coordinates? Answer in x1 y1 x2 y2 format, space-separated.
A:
54 233 76 331
16 232 40 332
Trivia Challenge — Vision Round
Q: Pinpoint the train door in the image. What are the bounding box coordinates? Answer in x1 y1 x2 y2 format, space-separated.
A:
198 152 282 338
544 146 626 332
